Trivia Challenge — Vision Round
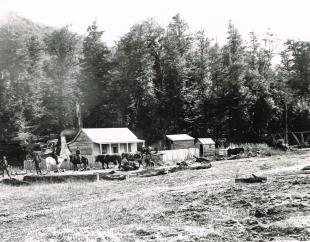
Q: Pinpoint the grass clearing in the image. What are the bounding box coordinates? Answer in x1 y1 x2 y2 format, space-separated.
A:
1 151 310 241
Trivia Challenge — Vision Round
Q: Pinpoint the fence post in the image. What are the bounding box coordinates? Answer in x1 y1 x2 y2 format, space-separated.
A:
96 173 99 182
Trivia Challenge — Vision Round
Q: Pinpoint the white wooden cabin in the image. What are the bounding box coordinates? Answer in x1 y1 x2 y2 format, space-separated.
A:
67 128 145 163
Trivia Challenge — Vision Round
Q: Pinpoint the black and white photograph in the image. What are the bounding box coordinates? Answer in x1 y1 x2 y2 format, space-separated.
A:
1 0 310 241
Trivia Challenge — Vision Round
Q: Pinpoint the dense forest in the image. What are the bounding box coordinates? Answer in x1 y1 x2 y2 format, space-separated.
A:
0 13 310 146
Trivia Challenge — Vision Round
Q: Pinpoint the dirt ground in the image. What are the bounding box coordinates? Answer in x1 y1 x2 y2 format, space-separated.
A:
1 151 310 242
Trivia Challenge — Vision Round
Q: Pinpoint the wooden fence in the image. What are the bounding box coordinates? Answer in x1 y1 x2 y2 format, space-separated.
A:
157 148 199 165
24 156 102 172
24 159 72 172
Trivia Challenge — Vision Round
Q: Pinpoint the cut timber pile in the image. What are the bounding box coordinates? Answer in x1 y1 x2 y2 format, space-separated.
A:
235 174 267 183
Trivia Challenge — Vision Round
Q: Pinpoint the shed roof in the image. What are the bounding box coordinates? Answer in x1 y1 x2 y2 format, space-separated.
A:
166 134 195 141
69 128 144 144
196 138 215 145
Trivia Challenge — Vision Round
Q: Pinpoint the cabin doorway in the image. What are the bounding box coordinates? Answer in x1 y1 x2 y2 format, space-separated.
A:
199 145 203 157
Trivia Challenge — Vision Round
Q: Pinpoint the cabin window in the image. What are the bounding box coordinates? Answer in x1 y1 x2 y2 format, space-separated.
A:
113 146 118 153
101 144 108 154
128 143 131 152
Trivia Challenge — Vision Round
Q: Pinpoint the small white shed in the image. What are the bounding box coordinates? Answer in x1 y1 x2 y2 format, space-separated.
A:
166 134 195 150
195 138 216 157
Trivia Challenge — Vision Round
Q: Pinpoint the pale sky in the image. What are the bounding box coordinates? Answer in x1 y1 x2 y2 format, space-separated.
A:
1 0 309 47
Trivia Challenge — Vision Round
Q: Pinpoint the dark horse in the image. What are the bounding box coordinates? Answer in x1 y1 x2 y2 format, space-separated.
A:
69 155 88 171
95 154 121 169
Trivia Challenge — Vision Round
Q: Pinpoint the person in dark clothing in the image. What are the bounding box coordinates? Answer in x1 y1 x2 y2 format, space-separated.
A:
51 147 58 164
76 148 81 162
76 148 81 155
33 152 42 175
0 156 11 178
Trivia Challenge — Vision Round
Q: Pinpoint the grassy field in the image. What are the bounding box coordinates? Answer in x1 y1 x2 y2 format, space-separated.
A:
1 151 310 242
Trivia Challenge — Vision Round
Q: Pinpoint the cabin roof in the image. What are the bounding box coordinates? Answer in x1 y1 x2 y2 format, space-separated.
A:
68 128 144 144
166 134 194 141
196 138 215 145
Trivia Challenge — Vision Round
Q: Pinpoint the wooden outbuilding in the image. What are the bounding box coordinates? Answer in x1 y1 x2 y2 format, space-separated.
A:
67 128 145 162
166 134 195 150
195 138 216 157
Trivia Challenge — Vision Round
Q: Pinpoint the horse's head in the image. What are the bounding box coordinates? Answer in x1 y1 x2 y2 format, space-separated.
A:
95 155 100 162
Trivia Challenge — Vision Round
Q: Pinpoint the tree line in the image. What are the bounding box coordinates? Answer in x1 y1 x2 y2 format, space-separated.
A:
0 13 309 146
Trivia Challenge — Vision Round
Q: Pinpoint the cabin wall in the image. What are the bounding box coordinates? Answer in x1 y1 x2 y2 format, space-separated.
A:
68 132 93 155
170 140 195 150
201 144 216 156
68 131 96 165
93 143 100 155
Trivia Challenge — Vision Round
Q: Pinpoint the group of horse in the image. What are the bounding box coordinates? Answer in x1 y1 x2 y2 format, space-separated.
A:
30 148 155 174
95 152 155 170
94 152 154 170
30 152 88 173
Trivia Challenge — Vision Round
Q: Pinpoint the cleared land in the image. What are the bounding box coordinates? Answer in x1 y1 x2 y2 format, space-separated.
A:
1 152 310 242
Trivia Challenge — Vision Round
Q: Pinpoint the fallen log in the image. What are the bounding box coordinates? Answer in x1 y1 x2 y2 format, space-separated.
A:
1 178 30 186
23 173 126 183
188 164 212 170
235 174 267 183
227 155 242 160
132 168 167 177
168 163 212 173
99 173 126 181
138 169 168 177
193 156 212 163
301 166 310 171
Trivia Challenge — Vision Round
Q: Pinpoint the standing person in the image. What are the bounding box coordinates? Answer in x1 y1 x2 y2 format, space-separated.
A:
0 156 11 179
33 152 42 175
51 146 58 165
76 148 81 161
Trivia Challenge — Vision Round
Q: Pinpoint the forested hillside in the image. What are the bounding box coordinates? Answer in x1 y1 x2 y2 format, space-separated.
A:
0 13 309 145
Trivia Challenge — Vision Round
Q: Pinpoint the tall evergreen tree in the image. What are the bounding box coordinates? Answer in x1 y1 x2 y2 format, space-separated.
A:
79 21 113 128
44 26 81 132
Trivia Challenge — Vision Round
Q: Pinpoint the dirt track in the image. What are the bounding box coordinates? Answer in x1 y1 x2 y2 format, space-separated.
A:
1 151 310 241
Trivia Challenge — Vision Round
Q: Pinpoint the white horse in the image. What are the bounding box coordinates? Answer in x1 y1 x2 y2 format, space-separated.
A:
45 155 68 173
